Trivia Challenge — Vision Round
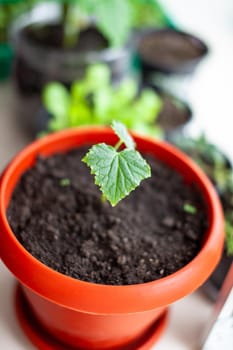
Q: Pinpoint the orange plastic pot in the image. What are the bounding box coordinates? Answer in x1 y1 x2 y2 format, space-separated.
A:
0 128 224 349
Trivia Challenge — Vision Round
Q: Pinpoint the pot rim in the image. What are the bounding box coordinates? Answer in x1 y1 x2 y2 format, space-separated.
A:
0 127 224 314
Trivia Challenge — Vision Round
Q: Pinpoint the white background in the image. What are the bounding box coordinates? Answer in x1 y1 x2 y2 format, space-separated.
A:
0 0 233 349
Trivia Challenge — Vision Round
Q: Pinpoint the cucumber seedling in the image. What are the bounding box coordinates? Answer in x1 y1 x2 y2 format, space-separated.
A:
83 121 151 206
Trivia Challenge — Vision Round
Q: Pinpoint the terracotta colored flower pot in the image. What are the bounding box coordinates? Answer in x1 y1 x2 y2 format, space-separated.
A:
0 128 224 349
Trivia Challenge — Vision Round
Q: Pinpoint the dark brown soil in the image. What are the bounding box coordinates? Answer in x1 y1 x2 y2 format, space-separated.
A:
7 147 208 285
24 24 108 51
139 30 206 69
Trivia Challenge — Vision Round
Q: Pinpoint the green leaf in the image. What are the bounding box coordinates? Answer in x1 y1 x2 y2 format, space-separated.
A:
183 203 197 215
71 65 111 105
129 0 169 28
93 0 133 47
134 89 162 124
59 178 71 187
42 82 70 130
86 64 111 90
93 87 113 123
42 63 164 138
68 102 93 127
82 143 151 206
111 79 137 109
71 81 89 101
112 120 135 150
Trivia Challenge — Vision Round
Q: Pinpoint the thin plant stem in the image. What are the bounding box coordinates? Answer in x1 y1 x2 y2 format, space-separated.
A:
62 2 78 49
62 2 69 48
114 140 123 151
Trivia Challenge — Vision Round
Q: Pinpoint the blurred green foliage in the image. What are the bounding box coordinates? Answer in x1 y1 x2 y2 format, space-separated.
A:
58 0 172 47
0 0 172 46
57 0 133 48
129 0 173 28
42 64 163 138
176 134 233 255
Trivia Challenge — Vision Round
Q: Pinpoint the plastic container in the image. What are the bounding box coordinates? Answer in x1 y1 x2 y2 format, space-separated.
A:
11 4 131 95
0 127 224 349
202 251 233 301
142 83 192 140
137 28 208 98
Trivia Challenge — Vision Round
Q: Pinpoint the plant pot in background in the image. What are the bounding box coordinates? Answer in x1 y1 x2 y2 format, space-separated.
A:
0 42 13 81
142 84 192 140
11 7 131 94
0 128 224 349
157 91 192 140
10 3 132 136
202 251 233 302
137 28 208 99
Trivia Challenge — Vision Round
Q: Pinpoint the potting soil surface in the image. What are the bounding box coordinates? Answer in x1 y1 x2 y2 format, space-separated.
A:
7 147 208 285
25 25 108 51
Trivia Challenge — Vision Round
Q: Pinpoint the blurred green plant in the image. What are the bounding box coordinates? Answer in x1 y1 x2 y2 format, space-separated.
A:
129 0 173 28
42 64 163 138
176 134 233 255
176 135 232 191
54 0 133 48
56 0 172 48
1 0 173 47
6 0 172 49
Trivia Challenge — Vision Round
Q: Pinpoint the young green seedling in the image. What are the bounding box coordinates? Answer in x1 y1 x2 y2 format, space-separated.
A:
60 178 71 187
183 203 197 215
82 121 151 206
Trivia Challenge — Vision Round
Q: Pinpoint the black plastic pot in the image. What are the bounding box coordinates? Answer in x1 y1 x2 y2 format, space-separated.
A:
10 4 132 136
137 28 208 97
11 11 131 95
157 90 192 140
142 83 192 140
202 251 233 302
